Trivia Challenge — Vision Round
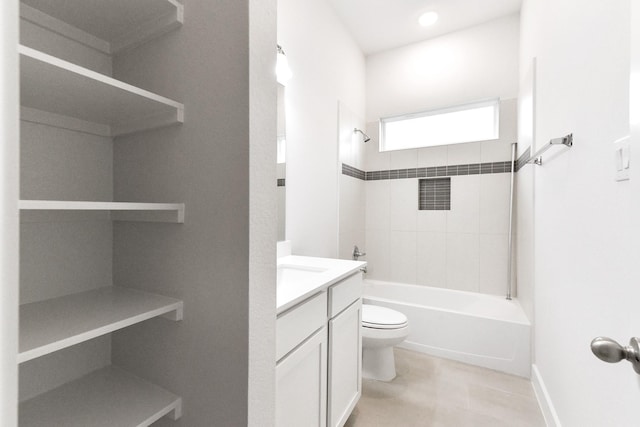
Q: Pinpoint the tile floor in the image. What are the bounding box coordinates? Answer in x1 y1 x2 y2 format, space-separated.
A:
345 348 546 427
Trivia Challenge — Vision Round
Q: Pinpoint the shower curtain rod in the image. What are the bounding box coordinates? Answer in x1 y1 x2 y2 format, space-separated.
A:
506 142 516 301
528 133 573 166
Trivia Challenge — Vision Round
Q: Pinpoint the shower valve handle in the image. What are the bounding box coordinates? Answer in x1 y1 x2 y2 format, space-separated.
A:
352 246 366 261
590 336 640 374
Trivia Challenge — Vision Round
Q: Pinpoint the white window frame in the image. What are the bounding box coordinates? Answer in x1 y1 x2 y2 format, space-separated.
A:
379 98 500 152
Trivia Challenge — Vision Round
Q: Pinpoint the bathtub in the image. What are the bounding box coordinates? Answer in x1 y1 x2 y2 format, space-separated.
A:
363 280 531 378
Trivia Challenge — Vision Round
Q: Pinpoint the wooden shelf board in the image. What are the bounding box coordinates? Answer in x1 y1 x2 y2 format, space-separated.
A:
20 0 183 54
19 200 185 223
20 46 184 136
20 365 182 427
19 287 183 364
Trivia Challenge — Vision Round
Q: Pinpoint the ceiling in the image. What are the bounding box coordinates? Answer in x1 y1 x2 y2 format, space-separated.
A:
326 0 522 55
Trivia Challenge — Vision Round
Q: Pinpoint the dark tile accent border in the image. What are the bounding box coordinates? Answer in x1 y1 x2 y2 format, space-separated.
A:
515 147 531 172
362 161 513 181
341 159 518 181
277 178 286 187
419 178 451 210
341 163 366 180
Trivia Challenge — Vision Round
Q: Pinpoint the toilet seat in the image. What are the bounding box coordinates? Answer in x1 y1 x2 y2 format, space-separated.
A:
362 304 408 329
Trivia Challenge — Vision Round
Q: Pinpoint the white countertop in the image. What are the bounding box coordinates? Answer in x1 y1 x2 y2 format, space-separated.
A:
277 255 366 314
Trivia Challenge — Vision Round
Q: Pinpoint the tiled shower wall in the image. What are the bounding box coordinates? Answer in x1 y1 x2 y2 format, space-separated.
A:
361 99 517 295
338 102 366 261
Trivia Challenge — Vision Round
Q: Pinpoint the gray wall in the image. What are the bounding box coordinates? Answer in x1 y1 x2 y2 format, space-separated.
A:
20 122 114 305
19 13 115 402
110 0 276 425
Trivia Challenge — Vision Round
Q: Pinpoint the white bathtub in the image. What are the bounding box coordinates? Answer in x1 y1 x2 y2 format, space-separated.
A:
363 280 531 378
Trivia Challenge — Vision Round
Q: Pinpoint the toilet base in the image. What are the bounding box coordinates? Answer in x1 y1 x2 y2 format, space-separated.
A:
362 346 397 381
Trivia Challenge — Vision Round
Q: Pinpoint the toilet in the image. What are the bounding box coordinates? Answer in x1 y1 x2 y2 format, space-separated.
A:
361 304 409 381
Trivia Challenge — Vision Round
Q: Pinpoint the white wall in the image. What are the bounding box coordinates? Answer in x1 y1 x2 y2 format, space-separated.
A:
519 1 640 425
248 0 278 423
0 0 19 423
278 0 366 257
515 59 536 325
366 13 520 121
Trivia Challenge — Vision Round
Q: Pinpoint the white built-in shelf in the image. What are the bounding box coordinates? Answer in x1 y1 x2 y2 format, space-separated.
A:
20 46 184 137
20 0 183 54
20 365 182 427
19 287 184 364
19 200 185 223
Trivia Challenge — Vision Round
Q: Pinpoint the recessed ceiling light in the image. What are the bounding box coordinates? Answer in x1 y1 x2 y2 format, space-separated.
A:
418 12 438 27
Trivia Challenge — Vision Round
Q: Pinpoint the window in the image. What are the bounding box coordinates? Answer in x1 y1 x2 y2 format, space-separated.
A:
380 99 500 152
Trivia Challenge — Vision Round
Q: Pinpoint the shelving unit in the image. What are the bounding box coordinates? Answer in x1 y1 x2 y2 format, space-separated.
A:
18 0 186 424
20 46 184 137
19 200 186 223
20 366 182 427
19 287 183 364
20 0 183 54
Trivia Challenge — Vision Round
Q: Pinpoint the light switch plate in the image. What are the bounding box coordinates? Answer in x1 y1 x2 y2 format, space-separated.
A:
614 136 631 181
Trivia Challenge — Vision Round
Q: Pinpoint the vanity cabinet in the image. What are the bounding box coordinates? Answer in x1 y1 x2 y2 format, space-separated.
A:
276 291 327 427
276 327 328 427
328 300 362 427
327 272 362 427
276 271 362 427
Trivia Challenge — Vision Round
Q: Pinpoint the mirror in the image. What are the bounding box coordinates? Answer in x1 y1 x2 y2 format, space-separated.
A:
277 83 286 241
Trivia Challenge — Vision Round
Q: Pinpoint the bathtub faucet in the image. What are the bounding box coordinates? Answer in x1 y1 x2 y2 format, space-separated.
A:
353 245 366 261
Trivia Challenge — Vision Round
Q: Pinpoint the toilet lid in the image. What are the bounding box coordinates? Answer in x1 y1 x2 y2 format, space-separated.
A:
362 304 408 329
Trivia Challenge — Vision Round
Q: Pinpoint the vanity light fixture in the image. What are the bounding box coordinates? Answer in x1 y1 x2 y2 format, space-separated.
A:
418 11 438 27
276 44 292 85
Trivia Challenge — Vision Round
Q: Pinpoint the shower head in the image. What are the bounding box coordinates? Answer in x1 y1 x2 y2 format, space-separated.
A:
354 128 371 143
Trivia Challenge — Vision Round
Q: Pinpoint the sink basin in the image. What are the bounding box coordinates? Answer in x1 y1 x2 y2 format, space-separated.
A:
276 255 366 313
277 264 327 285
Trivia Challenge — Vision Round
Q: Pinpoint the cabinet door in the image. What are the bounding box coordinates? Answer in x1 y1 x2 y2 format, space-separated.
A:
276 327 327 427
328 300 362 427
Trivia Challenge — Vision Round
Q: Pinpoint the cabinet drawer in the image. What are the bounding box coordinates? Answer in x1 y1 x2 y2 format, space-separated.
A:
328 273 362 318
276 292 327 361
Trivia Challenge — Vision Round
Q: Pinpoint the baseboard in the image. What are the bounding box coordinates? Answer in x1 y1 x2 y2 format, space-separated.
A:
531 364 562 427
